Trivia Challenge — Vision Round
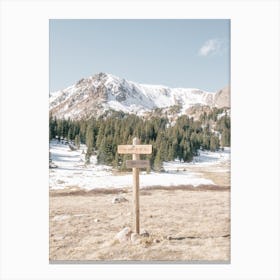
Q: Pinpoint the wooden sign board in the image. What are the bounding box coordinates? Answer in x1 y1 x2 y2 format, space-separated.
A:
118 145 152 155
126 160 150 169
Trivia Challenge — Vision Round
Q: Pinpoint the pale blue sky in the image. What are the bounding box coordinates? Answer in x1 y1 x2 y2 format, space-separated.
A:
50 19 230 92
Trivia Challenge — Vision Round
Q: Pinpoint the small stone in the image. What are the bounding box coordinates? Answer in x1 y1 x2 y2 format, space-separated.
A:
115 227 132 243
56 179 65 184
140 229 149 237
94 218 100 223
53 214 71 221
54 235 65 241
112 196 128 204
153 239 160 243
167 235 172 240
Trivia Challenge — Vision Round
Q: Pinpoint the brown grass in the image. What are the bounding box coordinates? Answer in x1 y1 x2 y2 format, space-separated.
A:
49 186 230 262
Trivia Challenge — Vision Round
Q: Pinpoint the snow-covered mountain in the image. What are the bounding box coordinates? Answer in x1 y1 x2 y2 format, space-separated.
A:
49 72 230 119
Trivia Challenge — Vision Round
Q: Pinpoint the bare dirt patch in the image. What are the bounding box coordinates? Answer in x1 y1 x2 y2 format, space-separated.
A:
49 187 230 262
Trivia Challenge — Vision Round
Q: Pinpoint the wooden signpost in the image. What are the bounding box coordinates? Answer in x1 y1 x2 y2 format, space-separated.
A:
117 137 152 234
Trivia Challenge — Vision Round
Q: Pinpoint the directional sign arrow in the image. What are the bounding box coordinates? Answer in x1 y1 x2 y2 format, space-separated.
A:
126 160 150 169
118 144 152 155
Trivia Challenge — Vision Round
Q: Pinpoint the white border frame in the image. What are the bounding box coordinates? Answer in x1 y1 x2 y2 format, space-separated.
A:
1 1 279 279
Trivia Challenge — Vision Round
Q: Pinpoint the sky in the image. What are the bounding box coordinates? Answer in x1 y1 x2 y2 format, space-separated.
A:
49 19 230 93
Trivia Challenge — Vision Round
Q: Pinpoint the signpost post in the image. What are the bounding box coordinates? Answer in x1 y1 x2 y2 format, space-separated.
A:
117 137 152 234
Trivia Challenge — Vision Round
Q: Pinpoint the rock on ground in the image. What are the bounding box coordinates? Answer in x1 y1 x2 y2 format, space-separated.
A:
112 196 128 204
115 227 132 243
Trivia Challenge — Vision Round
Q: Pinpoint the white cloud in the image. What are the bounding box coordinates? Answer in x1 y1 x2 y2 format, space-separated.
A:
199 39 224 56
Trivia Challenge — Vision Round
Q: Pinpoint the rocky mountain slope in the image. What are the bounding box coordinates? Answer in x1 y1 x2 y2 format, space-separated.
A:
214 85 230 109
50 72 230 120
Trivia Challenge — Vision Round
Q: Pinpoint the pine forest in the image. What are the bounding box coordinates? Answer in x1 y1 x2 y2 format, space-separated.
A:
49 107 230 171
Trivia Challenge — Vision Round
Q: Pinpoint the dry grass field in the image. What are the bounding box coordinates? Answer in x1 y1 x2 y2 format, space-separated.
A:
49 184 230 262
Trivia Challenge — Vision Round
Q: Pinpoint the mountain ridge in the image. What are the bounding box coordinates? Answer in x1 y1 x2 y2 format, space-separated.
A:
50 72 230 120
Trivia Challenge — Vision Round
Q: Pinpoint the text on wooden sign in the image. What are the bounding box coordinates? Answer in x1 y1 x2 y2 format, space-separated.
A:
118 145 152 155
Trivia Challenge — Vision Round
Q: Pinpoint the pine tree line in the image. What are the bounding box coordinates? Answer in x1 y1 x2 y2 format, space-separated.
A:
49 109 230 171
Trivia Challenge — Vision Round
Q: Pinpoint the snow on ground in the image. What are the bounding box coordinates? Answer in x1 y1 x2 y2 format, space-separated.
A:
163 148 230 171
49 141 230 190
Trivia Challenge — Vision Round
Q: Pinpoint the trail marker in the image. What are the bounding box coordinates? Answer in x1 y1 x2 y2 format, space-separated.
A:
125 160 150 169
117 144 152 155
118 138 152 234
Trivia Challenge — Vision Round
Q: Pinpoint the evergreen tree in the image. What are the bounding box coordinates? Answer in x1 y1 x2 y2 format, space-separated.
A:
67 129 72 141
202 134 210 150
167 143 174 161
85 124 94 163
49 115 57 141
97 137 114 165
120 154 130 171
113 151 120 168
79 121 87 144
96 123 105 148
210 134 220 151
56 120 63 140
221 130 230 147
86 125 94 152
153 148 163 171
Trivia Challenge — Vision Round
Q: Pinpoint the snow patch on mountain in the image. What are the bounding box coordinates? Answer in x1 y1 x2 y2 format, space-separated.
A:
50 73 228 119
